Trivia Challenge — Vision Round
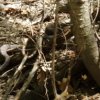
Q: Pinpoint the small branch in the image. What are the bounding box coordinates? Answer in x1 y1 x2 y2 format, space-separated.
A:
92 0 100 23
51 0 59 97
14 55 28 75
15 57 39 100
2 55 28 100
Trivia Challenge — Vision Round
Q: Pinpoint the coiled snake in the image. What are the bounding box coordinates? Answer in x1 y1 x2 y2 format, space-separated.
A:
0 44 19 71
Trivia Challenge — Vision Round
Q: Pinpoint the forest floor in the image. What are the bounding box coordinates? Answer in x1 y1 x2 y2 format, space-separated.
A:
0 0 100 100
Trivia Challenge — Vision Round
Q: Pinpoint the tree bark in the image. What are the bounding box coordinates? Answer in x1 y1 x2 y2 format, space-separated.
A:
69 0 100 86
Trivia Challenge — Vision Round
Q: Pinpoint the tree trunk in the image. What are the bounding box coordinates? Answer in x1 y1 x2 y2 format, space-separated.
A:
69 0 100 86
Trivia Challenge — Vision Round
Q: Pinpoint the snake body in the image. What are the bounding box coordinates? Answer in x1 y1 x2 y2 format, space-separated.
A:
0 44 19 71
